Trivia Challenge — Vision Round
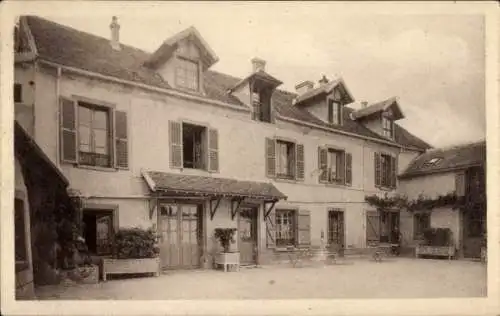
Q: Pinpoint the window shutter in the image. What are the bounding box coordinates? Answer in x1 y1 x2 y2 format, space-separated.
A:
114 111 128 169
345 152 352 186
295 144 305 181
318 147 328 183
296 210 311 248
207 128 219 172
265 208 276 249
455 171 465 196
336 152 345 184
390 155 397 189
366 210 380 245
374 152 381 187
265 138 276 178
60 97 78 164
169 121 183 169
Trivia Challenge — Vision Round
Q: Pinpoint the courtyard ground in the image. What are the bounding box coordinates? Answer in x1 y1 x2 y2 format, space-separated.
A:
34 258 486 300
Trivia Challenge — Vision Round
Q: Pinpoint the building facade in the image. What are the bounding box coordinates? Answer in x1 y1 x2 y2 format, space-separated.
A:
14 16 438 270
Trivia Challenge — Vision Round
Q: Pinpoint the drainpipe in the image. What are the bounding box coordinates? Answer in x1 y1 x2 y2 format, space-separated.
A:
55 66 61 168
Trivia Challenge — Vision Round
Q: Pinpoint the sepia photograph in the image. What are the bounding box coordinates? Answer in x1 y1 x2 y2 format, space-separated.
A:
1 1 498 315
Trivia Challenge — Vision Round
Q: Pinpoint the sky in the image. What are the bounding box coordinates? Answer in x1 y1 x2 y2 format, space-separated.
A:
42 3 485 148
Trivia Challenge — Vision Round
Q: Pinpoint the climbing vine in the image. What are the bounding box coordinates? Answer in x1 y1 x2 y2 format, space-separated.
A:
364 192 468 212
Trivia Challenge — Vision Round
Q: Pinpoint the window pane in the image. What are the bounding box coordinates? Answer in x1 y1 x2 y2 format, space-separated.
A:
78 106 91 125
78 125 91 150
93 110 108 129
93 129 108 153
176 59 199 90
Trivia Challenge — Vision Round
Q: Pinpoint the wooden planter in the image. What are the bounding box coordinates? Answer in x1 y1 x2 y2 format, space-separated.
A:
215 252 240 272
415 245 455 260
102 257 160 281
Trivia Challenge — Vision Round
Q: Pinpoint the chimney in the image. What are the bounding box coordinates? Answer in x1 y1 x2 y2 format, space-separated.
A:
318 75 329 86
295 80 314 95
110 16 121 50
361 101 368 108
251 57 266 73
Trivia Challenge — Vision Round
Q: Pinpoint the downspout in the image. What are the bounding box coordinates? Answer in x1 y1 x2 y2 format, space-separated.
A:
55 66 61 168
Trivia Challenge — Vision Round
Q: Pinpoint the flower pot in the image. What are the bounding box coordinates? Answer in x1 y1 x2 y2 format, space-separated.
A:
215 252 240 272
102 257 160 281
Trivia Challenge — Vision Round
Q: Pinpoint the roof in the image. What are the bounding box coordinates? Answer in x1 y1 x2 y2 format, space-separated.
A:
229 70 283 92
400 140 486 178
352 97 404 120
142 171 287 201
22 16 430 151
295 78 355 105
14 121 69 186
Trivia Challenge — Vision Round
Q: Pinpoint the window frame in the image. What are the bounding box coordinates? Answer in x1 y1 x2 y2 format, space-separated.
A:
275 139 296 180
413 212 431 240
327 99 342 125
275 209 296 247
175 56 200 92
181 121 208 171
380 153 393 188
326 147 345 184
252 85 272 123
381 115 394 138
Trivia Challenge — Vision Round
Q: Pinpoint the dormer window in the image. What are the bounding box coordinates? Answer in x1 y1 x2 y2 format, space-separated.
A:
382 115 394 138
252 86 272 123
328 99 342 125
175 57 200 91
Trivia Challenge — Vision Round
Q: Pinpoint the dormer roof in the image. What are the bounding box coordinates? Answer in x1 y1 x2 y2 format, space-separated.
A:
295 77 355 105
144 26 219 69
229 70 282 92
352 97 405 121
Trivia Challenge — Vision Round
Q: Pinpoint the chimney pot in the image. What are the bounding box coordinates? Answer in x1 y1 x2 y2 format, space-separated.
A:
295 80 314 95
251 57 266 73
110 16 121 50
318 75 329 86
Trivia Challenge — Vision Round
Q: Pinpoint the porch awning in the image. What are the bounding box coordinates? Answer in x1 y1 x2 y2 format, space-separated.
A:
142 171 287 201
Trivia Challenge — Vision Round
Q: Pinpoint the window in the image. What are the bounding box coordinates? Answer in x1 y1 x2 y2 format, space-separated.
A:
175 57 199 91
380 154 391 187
326 149 343 183
318 147 352 185
276 210 296 246
252 87 272 123
328 99 342 125
14 83 22 103
276 140 295 179
375 152 397 189
414 213 430 239
15 198 27 263
82 210 115 255
328 210 344 246
78 102 111 168
182 123 207 170
422 157 443 167
382 116 394 138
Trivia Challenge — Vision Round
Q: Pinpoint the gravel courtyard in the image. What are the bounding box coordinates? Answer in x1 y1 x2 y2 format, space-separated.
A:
35 258 486 300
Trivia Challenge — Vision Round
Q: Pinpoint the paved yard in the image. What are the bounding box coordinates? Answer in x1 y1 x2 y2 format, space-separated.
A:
35 258 486 299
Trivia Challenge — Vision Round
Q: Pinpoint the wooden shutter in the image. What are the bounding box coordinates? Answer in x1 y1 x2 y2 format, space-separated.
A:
114 111 128 169
60 97 78 163
455 171 466 196
169 121 183 169
318 147 328 183
345 152 352 186
295 144 305 181
374 152 381 187
366 210 380 245
265 208 276 249
296 210 311 248
390 155 397 188
207 128 219 172
265 138 276 178
336 152 345 184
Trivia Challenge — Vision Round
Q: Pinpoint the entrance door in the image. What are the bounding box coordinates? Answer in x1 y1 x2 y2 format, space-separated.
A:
238 207 257 265
328 210 344 249
463 210 486 258
379 211 400 243
159 203 202 269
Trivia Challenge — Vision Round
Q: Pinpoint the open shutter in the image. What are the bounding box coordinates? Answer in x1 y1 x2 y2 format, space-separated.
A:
114 111 128 169
336 152 345 184
60 97 78 163
374 152 381 187
265 208 276 249
366 210 380 245
169 121 183 169
345 152 352 186
207 128 219 172
295 144 305 181
265 138 276 178
390 155 398 188
296 210 311 248
318 147 328 183
455 171 466 197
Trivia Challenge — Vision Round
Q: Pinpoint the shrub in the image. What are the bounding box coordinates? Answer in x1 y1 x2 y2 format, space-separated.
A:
214 228 237 252
422 227 452 247
113 227 160 259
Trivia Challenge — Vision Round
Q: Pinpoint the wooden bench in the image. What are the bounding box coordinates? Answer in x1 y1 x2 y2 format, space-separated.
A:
285 245 345 267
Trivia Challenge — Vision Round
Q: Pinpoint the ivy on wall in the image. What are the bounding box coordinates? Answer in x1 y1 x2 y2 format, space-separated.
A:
364 192 468 212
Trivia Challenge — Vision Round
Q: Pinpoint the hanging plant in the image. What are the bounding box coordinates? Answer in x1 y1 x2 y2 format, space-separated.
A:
365 191 467 212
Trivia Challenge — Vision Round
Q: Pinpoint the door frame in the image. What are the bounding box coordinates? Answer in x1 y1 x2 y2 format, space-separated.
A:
157 199 205 269
237 202 260 264
327 209 346 248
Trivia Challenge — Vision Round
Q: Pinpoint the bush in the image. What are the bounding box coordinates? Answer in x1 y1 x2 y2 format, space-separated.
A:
113 227 160 259
214 228 236 252
422 228 452 247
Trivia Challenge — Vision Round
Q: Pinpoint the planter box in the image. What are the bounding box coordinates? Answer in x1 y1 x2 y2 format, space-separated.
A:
102 257 160 281
415 245 455 260
215 252 240 272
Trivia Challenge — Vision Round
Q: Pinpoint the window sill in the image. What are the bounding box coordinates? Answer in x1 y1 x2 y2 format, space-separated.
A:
274 177 298 184
74 164 120 173
322 181 350 188
376 185 396 192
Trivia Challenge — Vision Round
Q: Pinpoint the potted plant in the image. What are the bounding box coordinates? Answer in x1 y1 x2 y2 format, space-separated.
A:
213 228 239 272
102 227 161 281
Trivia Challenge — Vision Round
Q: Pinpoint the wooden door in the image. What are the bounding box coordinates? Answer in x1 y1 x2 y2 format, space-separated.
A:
159 203 202 269
463 210 485 258
328 210 344 249
238 207 257 265
366 211 380 246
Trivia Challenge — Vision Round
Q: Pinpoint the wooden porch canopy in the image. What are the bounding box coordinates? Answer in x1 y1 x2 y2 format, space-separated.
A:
142 171 287 220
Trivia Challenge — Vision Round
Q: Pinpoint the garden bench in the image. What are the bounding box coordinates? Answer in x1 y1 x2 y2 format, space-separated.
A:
285 245 344 267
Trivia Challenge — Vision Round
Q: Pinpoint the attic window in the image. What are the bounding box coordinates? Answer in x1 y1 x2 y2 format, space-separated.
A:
175 57 200 91
382 116 394 138
422 157 443 167
328 99 342 125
